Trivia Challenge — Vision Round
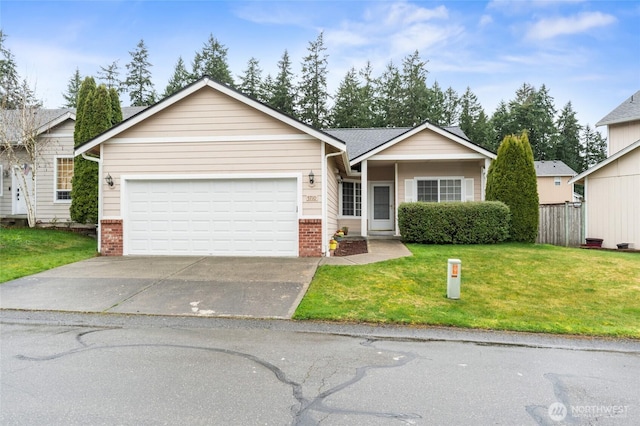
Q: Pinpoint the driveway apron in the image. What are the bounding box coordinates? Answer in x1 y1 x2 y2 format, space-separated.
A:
0 256 320 319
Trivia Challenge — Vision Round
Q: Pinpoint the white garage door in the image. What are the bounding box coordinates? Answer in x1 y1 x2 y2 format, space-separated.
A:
125 178 298 256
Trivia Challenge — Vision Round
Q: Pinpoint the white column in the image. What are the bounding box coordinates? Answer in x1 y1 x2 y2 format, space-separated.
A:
360 160 368 237
394 162 399 236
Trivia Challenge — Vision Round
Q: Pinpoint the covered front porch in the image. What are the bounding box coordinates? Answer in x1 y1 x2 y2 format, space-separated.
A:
337 158 490 238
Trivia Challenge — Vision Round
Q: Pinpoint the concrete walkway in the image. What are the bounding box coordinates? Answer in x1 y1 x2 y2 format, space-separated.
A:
320 239 412 265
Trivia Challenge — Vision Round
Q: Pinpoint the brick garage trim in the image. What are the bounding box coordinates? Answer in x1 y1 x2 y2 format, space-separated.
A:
101 219 123 256
299 219 322 257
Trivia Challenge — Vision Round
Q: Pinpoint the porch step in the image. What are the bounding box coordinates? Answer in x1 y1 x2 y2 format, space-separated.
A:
0 217 28 228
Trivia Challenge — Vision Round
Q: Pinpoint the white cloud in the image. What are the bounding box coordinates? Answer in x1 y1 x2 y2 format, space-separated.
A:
479 14 493 27
526 11 617 40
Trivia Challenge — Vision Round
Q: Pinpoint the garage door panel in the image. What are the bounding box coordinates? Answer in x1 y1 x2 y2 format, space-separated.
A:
126 178 298 256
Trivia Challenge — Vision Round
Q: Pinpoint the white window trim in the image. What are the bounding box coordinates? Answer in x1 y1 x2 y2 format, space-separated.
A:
54 155 73 203
338 179 362 218
554 176 562 186
414 176 466 203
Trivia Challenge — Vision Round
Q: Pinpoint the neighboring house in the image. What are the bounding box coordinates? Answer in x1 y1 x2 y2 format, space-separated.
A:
74 76 496 257
569 90 640 249
0 107 145 225
534 160 577 204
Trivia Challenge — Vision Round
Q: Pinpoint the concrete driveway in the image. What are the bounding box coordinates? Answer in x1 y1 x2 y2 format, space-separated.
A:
0 256 320 319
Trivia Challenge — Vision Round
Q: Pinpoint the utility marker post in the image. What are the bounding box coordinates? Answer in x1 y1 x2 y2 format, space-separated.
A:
447 259 461 299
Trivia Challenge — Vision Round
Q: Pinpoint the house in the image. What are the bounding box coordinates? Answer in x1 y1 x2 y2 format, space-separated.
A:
74 76 496 257
534 160 577 204
0 107 144 226
569 90 640 249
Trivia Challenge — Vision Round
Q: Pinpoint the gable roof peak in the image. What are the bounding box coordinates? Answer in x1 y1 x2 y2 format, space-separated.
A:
596 89 640 127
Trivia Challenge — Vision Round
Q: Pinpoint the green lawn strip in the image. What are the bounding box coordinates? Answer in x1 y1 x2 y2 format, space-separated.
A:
0 228 97 283
294 243 640 338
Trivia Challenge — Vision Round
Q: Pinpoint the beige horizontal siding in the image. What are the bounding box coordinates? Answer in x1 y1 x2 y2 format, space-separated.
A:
102 138 323 218
537 176 574 204
608 121 640 155
119 87 302 138
381 130 475 156
586 149 640 248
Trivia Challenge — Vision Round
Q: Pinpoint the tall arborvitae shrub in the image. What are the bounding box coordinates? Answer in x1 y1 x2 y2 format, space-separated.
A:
71 81 113 224
485 133 539 242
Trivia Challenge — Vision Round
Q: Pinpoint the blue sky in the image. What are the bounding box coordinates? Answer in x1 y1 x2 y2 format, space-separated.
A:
1 0 638 128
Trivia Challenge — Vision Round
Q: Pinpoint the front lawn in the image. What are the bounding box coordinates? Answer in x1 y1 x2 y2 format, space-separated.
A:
294 243 640 338
0 228 97 283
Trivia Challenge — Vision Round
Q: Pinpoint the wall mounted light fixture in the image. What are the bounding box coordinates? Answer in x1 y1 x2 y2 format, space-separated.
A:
308 170 315 185
337 175 343 184
105 174 114 187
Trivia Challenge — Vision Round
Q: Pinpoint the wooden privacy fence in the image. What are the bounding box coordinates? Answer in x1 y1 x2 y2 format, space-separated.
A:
537 202 584 247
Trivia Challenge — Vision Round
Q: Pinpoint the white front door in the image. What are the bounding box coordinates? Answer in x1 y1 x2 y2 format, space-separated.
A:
369 182 394 231
12 165 33 215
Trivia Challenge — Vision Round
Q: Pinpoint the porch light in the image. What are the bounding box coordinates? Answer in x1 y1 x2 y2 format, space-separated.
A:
309 170 315 185
337 175 343 184
105 173 114 187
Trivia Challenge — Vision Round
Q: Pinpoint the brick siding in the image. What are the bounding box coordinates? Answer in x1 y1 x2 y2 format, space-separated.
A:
101 219 123 256
299 219 322 257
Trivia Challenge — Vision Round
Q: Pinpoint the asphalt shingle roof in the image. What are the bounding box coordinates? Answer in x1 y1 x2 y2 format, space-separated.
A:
596 90 640 126
534 160 577 177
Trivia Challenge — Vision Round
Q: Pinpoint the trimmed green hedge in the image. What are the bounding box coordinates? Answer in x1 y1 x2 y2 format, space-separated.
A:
398 201 511 244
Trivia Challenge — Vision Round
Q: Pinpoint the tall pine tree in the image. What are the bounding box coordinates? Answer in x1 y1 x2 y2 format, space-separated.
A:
297 32 329 128
192 34 234 86
238 57 264 100
268 50 296 116
61 68 82 108
554 102 582 172
124 39 156 106
330 67 363 128
373 61 403 127
400 51 429 126
163 56 191 98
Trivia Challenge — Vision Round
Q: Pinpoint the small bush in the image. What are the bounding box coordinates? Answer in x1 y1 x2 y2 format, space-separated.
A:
398 201 510 244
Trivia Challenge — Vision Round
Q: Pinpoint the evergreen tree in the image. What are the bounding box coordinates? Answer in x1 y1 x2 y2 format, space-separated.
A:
124 39 156 106
582 124 607 169
191 34 234 86
163 56 191 98
400 51 429 126
330 67 363 128
97 61 121 92
459 87 494 150
373 61 403 127
238 57 264 99
0 31 40 108
73 77 96 146
554 102 582 172
70 78 98 223
261 74 274 104
507 83 557 160
357 61 376 127
297 32 329 128
425 81 445 125
486 133 539 242
442 86 459 126
109 87 122 125
62 68 82 108
0 30 20 108
268 50 296 116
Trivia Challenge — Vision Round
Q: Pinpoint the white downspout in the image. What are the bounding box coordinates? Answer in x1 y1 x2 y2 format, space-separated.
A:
323 148 344 256
82 151 102 253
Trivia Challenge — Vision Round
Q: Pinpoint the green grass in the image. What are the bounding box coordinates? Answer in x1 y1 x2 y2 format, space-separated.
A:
0 227 97 283
294 243 640 338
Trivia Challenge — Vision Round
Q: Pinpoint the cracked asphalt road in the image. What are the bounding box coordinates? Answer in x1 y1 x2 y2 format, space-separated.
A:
1 312 639 425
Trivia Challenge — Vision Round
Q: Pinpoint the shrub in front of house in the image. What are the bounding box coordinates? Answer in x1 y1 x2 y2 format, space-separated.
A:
398 201 511 244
